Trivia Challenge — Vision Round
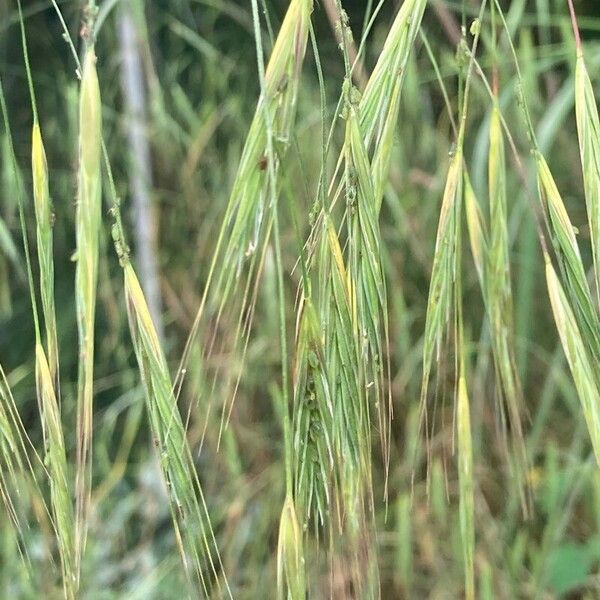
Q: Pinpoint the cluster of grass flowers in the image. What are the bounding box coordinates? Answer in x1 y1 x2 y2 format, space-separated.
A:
1 0 600 598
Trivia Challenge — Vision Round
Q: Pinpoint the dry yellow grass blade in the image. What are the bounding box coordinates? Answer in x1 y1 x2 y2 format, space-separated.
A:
32 123 58 387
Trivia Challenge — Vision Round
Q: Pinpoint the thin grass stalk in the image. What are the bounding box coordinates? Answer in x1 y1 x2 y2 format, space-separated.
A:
74 45 102 571
457 371 475 600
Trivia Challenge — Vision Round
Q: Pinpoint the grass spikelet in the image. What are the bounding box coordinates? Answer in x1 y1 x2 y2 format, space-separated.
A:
32 124 58 387
74 44 102 568
535 152 600 363
277 494 306 600
35 343 75 599
124 263 231 597
179 0 313 401
464 170 487 286
420 146 463 409
359 0 427 157
574 48 600 303
320 216 364 533
362 0 427 208
345 100 390 485
487 104 529 511
457 371 475 600
292 297 334 528
544 255 600 466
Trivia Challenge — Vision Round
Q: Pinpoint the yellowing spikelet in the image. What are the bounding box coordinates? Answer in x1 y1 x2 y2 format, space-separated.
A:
277 495 306 600
35 343 75 599
32 123 58 385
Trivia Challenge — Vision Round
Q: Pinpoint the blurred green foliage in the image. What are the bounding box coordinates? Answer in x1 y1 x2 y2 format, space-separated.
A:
1 0 600 598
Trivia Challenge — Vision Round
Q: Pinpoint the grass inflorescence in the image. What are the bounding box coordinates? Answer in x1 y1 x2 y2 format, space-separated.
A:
2 0 600 598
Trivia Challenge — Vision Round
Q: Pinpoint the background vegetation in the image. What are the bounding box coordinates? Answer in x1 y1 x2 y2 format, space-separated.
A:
1 0 600 597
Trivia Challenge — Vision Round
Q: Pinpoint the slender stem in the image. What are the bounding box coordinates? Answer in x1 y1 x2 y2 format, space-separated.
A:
16 0 38 123
0 80 41 344
566 0 582 52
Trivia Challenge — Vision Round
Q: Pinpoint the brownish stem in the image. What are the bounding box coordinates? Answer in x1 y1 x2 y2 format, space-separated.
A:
322 0 369 89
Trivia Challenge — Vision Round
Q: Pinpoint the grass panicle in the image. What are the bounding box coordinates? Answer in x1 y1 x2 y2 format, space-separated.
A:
361 0 427 209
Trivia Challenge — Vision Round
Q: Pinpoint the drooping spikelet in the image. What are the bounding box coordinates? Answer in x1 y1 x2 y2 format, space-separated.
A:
74 45 102 570
124 263 231 597
277 494 306 600
32 123 59 386
545 256 600 467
